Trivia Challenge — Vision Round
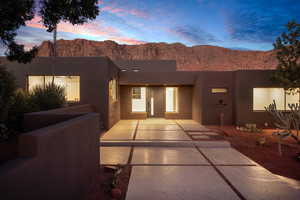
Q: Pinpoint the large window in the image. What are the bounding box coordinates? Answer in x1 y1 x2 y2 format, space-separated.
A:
253 88 300 111
132 87 146 112
166 87 178 112
28 76 80 102
109 79 117 101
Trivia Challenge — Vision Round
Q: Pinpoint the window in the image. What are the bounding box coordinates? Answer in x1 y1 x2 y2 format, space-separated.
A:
132 87 142 99
132 87 146 112
166 87 178 112
109 79 117 101
28 76 80 102
212 88 228 93
286 91 300 110
253 88 300 111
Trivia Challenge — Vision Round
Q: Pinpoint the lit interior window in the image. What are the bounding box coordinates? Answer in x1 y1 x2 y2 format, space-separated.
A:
132 87 146 112
109 79 117 101
28 76 44 91
166 87 178 112
28 76 80 102
253 88 285 110
286 91 300 110
212 88 228 93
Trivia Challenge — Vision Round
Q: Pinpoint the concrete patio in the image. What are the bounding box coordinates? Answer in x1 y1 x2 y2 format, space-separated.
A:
100 119 300 200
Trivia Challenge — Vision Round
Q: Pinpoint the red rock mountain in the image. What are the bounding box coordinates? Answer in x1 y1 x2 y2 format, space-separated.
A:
37 39 278 71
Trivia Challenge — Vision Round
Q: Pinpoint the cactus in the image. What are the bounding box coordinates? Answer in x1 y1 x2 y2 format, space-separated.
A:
265 100 300 156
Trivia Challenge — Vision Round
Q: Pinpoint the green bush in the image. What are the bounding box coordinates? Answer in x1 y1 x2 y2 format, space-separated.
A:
6 89 39 132
0 65 16 123
0 123 11 142
30 83 66 111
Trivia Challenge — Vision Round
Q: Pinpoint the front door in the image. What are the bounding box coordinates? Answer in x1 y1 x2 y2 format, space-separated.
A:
147 87 165 117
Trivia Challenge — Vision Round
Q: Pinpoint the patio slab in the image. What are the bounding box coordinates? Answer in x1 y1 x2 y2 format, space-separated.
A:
126 166 240 200
200 148 256 165
131 147 209 165
218 166 300 200
138 124 181 131
101 128 136 140
175 120 201 125
189 131 220 136
139 119 176 125
100 147 131 165
191 135 211 139
135 130 191 140
180 124 211 132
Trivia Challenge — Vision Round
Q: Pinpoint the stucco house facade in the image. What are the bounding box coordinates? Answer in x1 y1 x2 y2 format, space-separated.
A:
4 57 299 129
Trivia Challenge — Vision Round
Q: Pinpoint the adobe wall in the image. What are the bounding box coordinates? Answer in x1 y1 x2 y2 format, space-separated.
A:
0 113 100 200
23 104 94 131
235 70 275 126
5 57 120 129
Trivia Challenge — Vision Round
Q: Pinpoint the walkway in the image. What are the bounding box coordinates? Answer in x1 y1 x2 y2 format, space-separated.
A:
100 119 300 200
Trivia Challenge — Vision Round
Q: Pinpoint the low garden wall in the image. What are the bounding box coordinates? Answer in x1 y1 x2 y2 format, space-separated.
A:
0 106 100 200
23 104 95 131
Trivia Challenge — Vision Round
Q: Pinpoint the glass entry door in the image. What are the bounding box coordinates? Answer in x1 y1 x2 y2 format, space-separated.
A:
147 87 165 118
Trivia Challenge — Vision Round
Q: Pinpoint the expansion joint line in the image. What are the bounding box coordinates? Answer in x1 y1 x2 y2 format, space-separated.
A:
174 120 247 200
195 147 247 200
127 120 140 165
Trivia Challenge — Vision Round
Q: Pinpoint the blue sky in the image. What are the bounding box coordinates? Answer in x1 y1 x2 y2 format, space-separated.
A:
5 0 300 52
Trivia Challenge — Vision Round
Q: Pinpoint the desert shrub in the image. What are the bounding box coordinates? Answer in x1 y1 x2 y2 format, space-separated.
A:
6 89 39 132
0 123 11 142
0 65 16 123
30 83 66 111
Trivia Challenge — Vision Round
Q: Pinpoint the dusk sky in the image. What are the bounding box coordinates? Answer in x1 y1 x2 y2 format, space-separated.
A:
7 0 300 52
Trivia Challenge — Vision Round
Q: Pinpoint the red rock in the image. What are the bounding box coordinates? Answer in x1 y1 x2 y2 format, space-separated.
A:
37 39 278 71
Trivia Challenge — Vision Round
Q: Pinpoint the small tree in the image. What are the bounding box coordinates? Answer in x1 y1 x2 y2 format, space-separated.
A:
272 21 300 95
39 0 99 57
0 0 37 63
0 66 16 123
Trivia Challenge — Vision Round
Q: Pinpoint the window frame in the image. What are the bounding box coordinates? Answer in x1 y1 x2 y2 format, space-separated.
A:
131 87 146 113
27 75 80 102
253 87 300 112
211 88 228 94
109 79 118 102
165 87 178 113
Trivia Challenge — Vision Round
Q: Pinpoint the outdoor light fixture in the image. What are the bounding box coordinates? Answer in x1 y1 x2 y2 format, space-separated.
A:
132 66 140 72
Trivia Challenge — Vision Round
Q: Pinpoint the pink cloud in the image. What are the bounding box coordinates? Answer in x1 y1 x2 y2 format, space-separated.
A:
25 16 145 45
102 5 148 18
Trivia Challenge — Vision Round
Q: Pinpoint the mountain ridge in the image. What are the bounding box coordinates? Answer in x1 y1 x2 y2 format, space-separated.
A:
37 39 278 71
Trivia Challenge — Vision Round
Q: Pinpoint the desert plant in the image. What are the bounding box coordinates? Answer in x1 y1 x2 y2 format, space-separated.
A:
265 100 300 156
0 123 11 142
0 66 16 123
30 83 66 111
6 89 39 132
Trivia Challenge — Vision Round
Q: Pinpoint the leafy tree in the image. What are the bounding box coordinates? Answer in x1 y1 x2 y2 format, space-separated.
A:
272 21 300 95
0 65 16 123
39 0 99 57
0 0 38 63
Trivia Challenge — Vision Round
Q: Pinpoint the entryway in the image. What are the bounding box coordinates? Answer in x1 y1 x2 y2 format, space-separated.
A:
131 86 178 118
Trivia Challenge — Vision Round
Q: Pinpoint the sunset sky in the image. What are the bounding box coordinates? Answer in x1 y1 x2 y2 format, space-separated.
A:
4 0 300 54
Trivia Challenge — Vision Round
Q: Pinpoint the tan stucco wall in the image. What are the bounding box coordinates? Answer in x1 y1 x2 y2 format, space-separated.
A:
23 104 94 131
5 57 120 129
0 113 100 200
235 70 275 127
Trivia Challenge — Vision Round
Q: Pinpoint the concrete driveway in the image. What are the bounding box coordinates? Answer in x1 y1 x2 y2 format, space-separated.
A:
100 119 300 200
